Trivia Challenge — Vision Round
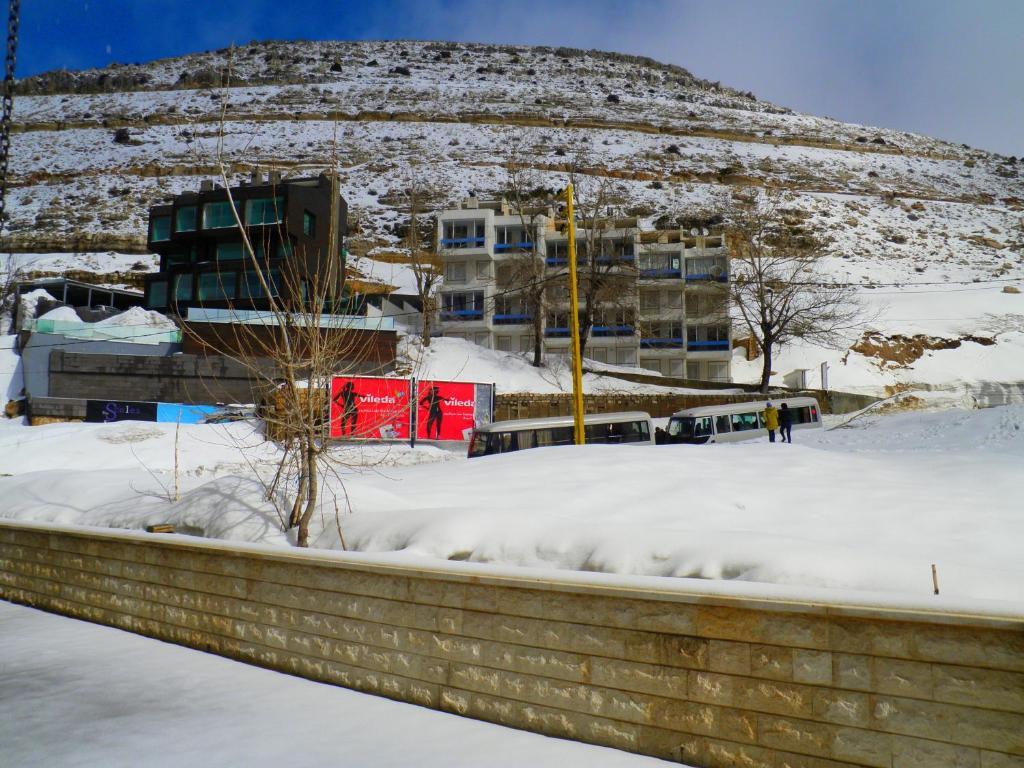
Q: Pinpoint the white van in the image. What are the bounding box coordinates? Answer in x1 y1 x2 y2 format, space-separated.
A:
665 397 823 444
468 411 655 457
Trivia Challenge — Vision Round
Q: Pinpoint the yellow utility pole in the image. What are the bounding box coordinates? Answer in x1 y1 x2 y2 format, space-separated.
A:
564 184 586 445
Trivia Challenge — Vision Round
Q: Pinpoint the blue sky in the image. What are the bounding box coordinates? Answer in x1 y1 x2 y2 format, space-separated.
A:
11 0 1024 156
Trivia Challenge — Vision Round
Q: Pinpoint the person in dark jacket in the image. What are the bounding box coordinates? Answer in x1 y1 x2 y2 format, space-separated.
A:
779 402 793 443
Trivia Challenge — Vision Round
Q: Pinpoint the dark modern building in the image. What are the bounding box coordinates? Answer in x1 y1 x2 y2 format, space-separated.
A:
143 171 348 314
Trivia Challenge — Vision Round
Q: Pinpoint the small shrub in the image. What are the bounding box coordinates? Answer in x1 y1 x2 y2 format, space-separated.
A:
606 93 620 103
112 128 131 144
392 66 411 76
665 144 681 155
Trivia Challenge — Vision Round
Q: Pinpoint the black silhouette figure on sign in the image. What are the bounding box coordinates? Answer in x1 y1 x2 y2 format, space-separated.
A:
332 380 363 436
419 385 452 440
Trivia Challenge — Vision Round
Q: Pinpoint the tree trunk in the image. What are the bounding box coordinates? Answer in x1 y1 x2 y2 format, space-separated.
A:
421 302 432 347
759 339 773 394
288 443 308 530
297 439 318 548
532 307 543 367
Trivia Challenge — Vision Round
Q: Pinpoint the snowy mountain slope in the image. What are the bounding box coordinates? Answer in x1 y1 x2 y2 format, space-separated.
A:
3 39 1023 395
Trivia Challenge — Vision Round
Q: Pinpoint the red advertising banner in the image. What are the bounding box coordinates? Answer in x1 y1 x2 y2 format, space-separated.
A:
329 376 411 439
415 380 484 441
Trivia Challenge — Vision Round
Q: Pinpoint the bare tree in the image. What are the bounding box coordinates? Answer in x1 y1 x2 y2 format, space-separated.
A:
725 188 865 392
176 57 373 548
499 132 550 366
567 156 638 360
400 152 442 346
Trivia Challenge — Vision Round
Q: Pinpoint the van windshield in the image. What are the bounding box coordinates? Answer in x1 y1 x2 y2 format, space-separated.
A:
667 417 695 437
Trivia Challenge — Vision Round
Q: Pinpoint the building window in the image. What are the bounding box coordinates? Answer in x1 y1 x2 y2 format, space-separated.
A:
151 216 171 242
198 271 235 302
203 201 237 229
441 291 484 320
174 273 193 302
686 362 702 379
216 242 244 261
475 261 490 280
519 336 532 353
640 291 660 310
640 358 662 374
709 362 730 382
165 251 190 267
445 262 466 284
245 197 285 226
175 206 197 232
148 281 168 309
615 349 636 366
496 336 512 352
303 210 316 236
240 271 266 299
276 240 294 258
441 220 485 248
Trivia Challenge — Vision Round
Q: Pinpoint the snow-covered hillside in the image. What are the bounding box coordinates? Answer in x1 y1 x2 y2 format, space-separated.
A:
4 39 1023 396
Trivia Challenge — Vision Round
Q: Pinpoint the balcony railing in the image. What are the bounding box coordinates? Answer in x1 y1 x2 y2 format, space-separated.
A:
440 237 486 248
594 255 635 265
640 337 685 349
687 340 730 351
640 268 683 279
494 241 533 252
493 313 532 325
592 325 635 337
440 309 484 321
685 272 729 282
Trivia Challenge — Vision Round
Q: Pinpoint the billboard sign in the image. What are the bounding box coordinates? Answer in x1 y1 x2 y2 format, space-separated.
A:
415 380 493 441
329 376 412 439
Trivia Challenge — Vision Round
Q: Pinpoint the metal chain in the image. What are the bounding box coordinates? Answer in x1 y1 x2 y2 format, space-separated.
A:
0 0 21 237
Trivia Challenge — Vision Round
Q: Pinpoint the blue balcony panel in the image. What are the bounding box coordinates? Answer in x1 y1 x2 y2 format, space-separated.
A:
687 340 730 350
592 325 635 337
685 272 729 282
494 313 532 325
640 338 685 349
545 257 568 266
544 327 570 337
440 237 486 247
441 310 484 321
641 268 683 279
494 242 534 251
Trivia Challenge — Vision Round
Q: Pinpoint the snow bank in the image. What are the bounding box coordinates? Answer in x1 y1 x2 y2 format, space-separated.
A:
1 406 1022 605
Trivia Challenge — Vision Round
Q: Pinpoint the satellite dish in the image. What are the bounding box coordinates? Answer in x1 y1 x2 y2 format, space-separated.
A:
689 228 698 236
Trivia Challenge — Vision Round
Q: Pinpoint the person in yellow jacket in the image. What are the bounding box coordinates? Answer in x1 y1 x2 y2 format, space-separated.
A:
763 402 780 443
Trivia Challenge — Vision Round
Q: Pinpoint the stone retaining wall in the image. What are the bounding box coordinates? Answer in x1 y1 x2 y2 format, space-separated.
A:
1 521 1022 768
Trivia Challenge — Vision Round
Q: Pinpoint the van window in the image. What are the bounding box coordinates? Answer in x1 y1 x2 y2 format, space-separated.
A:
693 417 713 437
731 412 760 431
715 414 731 434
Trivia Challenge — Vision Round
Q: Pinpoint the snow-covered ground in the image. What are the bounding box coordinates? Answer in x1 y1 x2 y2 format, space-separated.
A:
0 601 676 768
2 403 1022 606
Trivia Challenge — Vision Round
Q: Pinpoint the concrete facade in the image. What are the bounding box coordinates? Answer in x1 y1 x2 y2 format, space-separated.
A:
2 520 1022 768
436 198 732 382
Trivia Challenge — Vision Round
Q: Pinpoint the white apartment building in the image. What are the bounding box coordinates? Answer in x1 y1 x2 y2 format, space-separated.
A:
436 196 732 382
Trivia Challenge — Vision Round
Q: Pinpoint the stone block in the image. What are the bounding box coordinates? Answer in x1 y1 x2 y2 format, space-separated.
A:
750 644 793 681
982 751 1024 768
757 714 832 758
834 654 872 691
590 656 688 698
891 734 980 768
812 689 870 727
689 670 736 706
704 735 776 768
662 635 710 670
736 678 814 719
933 664 1024 712
830 726 892 767
709 640 752 675
873 658 935 699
